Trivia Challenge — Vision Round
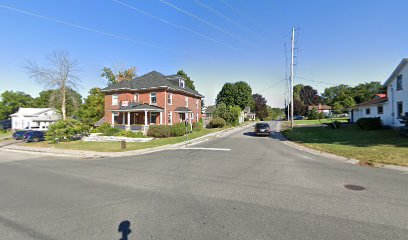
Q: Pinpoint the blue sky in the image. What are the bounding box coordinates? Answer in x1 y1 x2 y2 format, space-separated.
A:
1 0 407 107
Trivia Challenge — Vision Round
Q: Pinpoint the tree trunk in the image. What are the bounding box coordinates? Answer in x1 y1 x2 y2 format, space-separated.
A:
61 86 66 120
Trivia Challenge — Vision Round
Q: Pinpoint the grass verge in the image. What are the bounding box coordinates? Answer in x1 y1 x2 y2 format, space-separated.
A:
294 118 349 125
25 127 227 152
0 131 12 140
282 125 408 167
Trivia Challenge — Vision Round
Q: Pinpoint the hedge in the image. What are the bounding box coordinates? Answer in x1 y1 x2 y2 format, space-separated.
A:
208 117 227 128
147 125 172 138
356 117 381 130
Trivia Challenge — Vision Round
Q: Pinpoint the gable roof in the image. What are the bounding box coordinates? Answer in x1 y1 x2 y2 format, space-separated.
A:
10 108 56 117
384 58 408 87
351 96 388 109
102 71 204 98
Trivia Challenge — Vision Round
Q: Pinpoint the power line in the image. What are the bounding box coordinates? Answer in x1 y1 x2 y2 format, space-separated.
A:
112 0 238 51
158 0 259 49
296 76 337 86
193 0 263 39
255 78 286 94
219 0 254 23
0 4 170 51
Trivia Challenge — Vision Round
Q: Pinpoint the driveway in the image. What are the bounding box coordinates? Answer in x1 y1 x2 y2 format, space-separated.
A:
0 121 407 239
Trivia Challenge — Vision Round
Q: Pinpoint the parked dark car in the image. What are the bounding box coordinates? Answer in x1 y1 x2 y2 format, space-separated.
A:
12 130 32 140
254 122 271 136
293 115 305 120
23 131 45 142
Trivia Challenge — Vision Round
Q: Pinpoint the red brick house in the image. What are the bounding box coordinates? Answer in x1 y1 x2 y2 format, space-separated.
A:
101 71 204 131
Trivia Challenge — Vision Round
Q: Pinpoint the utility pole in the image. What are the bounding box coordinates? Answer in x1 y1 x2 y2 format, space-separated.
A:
290 27 295 128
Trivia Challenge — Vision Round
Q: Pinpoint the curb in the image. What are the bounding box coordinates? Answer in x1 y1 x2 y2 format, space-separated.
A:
274 123 408 173
2 123 253 159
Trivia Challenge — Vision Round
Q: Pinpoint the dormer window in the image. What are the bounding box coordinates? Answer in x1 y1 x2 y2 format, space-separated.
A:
179 79 185 88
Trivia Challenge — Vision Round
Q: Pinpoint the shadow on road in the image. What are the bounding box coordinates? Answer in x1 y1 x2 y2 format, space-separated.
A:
118 220 132 240
242 132 270 137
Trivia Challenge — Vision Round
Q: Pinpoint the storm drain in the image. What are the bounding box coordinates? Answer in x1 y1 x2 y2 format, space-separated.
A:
343 184 366 191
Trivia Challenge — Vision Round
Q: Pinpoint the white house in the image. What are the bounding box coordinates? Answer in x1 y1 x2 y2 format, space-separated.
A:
350 58 408 127
10 108 60 130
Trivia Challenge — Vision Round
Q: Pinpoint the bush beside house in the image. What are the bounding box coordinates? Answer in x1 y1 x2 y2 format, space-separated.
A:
208 117 227 128
92 122 145 138
46 119 90 143
356 117 382 130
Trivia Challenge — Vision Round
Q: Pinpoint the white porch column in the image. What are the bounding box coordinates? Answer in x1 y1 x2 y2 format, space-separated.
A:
111 113 115 125
160 112 163 125
127 112 131 126
144 110 148 126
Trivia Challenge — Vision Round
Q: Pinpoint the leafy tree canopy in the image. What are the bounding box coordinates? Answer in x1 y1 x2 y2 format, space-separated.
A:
101 66 137 85
0 91 34 120
32 89 82 117
177 70 195 90
216 81 252 109
76 88 105 125
252 93 268 120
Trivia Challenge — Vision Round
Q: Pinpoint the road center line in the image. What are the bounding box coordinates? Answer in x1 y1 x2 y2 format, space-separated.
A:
177 147 231 151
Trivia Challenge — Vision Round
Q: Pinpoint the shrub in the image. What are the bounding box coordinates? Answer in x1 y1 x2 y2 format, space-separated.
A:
147 125 171 138
102 127 122 136
307 107 319 120
193 122 203 131
117 130 145 138
171 123 190 136
209 117 227 128
91 122 111 133
46 119 90 143
356 117 381 130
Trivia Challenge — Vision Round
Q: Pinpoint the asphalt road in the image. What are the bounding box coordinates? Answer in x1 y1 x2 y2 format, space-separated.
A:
0 121 407 240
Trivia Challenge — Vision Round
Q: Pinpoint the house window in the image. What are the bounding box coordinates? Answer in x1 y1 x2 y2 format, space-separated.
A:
377 105 383 114
168 111 172 125
134 93 139 102
185 97 188 107
180 79 185 88
397 75 403 91
196 113 199 122
150 92 157 104
196 99 199 108
397 101 403 118
168 93 172 105
112 94 118 105
365 108 371 115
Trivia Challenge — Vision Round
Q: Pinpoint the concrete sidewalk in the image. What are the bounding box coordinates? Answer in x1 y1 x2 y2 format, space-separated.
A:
1 123 253 159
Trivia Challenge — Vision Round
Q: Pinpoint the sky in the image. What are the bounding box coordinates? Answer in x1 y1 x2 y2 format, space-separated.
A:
1 0 408 107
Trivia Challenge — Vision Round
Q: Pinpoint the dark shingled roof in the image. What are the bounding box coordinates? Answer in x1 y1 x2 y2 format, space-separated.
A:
175 107 192 112
102 71 204 98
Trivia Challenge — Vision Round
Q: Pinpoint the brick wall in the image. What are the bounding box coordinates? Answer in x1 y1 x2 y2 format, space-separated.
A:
104 90 202 125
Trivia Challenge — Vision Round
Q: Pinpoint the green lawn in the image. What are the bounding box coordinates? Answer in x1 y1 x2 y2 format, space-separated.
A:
0 131 12 140
294 118 349 125
25 127 226 152
282 125 408 167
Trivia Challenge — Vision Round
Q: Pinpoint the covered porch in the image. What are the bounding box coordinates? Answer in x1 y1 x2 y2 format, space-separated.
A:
110 104 164 132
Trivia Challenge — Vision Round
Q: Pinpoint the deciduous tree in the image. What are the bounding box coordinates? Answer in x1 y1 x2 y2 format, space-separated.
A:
0 91 33 120
25 50 81 120
77 88 105 124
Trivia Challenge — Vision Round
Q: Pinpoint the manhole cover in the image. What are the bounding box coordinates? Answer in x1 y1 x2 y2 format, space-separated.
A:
343 184 366 191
